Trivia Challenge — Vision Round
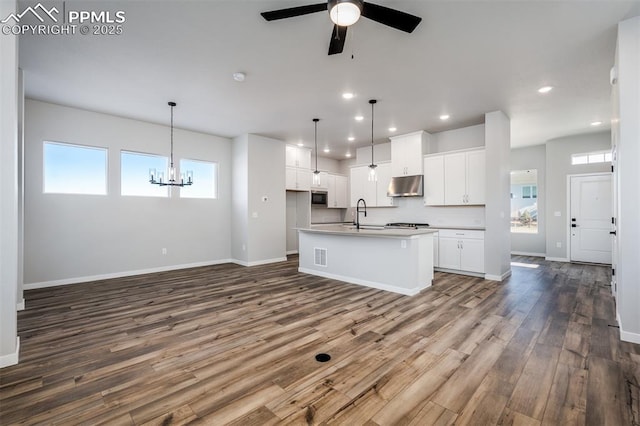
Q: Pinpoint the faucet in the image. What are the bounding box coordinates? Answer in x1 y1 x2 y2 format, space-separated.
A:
356 198 367 230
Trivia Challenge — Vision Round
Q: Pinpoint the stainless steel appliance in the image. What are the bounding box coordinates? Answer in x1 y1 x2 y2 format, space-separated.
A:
387 175 424 197
311 191 328 206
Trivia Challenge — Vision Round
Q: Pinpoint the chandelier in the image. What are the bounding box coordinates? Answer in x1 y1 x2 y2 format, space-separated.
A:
149 101 193 187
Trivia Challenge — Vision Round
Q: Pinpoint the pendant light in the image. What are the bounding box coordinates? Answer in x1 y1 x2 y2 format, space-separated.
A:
312 118 321 185
368 99 378 182
149 101 193 187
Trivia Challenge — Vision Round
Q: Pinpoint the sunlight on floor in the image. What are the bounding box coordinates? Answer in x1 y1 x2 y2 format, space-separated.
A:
510 261 540 269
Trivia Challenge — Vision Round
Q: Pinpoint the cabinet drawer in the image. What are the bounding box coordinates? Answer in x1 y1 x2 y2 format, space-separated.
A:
436 229 484 240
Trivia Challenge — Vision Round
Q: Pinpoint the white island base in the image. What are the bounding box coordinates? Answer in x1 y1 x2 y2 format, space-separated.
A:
298 226 436 296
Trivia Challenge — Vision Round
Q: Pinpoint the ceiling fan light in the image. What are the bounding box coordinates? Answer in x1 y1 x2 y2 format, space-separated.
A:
329 1 362 26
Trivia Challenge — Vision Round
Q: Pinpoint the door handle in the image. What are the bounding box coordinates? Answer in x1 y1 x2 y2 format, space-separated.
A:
610 231 617 235
571 224 577 228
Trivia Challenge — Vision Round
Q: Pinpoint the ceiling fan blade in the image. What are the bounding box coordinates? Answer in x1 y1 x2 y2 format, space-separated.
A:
361 2 422 33
328 24 347 55
261 3 328 21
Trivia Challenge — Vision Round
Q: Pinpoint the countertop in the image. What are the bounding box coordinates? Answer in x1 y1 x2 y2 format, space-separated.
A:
310 223 486 231
299 225 438 238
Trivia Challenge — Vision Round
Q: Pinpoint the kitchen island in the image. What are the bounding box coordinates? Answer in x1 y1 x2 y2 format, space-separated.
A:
297 225 438 296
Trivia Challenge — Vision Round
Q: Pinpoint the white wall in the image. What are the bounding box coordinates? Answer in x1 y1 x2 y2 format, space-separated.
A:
232 134 286 265
615 16 640 343
484 111 512 280
23 100 232 287
246 135 286 263
544 131 611 260
0 0 20 368
430 124 485 153
511 145 546 256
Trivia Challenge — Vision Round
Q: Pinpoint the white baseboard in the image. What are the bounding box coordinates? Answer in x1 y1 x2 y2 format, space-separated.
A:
232 257 288 267
0 337 20 369
545 256 569 262
434 268 484 279
511 251 546 257
485 269 512 282
298 267 427 296
24 259 236 290
17 298 25 311
618 312 640 344
286 250 299 255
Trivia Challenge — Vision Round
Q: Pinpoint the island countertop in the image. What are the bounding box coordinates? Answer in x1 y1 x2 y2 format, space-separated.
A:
299 225 439 239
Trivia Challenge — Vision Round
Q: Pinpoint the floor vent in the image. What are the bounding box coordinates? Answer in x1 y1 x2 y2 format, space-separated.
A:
315 353 331 362
314 248 327 267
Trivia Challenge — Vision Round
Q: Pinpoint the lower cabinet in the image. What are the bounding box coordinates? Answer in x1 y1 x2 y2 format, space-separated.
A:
436 229 484 273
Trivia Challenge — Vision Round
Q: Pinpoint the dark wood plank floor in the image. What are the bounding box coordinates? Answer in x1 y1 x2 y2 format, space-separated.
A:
1 256 639 425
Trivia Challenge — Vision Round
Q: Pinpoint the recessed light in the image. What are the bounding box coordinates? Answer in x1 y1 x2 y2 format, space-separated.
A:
348 136 355 142
388 127 397 132
345 153 352 158
439 114 450 120
591 121 602 126
232 72 246 82
538 86 553 94
342 92 354 99
355 115 364 121
323 148 330 153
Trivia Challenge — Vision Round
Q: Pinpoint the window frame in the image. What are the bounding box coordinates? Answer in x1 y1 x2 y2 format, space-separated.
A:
178 158 219 199
120 150 169 198
43 140 108 195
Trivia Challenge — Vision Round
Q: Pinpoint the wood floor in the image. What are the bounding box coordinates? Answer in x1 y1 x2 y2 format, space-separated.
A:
1 256 639 425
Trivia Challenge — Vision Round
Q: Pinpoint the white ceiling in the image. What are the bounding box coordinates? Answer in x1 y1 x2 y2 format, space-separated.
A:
18 0 640 159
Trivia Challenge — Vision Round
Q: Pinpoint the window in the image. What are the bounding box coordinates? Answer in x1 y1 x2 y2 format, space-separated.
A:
571 150 612 165
43 141 107 195
121 151 168 197
179 159 217 199
510 169 538 234
522 185 537 199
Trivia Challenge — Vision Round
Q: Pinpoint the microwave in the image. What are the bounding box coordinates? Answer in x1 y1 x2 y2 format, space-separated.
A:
311 191 328 205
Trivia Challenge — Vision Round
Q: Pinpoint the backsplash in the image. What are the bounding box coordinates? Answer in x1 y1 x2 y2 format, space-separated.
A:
311 207 344 224
344 197 485 227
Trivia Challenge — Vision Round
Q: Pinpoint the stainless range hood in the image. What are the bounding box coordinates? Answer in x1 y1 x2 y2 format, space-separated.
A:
387 175 424 197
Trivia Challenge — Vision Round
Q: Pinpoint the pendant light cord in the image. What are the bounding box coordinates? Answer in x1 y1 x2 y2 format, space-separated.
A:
313 118 319 173
370 99 376 167
169 102 175 169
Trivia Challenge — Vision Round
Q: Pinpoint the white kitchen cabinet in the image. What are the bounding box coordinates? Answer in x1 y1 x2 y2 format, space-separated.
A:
327 174 348 208
311 171 329 190
465 150 486 204
423 148 485 206
436 229 485 273
390 131 428 177
375 163 395 207
350 163 395 207
423 155 445 205
444 149 485 205
285 145 311 169
286 167 311 191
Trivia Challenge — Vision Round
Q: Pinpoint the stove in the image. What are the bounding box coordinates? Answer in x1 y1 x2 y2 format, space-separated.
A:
385 222 430 229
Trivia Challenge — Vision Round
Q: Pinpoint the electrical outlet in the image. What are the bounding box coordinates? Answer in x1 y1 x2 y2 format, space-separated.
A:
162 248 167 255
401 240 407 249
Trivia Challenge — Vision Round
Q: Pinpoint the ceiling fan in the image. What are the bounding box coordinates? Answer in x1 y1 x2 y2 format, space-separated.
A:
261 0 422 55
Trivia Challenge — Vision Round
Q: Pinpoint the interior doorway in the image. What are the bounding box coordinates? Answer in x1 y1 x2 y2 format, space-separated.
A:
569 173 612 264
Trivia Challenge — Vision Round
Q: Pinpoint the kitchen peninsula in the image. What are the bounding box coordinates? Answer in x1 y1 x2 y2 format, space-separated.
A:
297 225 437 296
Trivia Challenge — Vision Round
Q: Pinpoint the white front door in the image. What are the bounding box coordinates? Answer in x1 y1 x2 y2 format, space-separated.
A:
570 174 612 264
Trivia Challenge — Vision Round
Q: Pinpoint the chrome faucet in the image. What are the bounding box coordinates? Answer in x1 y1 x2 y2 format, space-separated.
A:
356 198 367 230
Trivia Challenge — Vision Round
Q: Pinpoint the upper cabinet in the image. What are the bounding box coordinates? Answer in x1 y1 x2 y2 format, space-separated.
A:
350 162 395 207
285 145 312 191
423 148 485 206
285 145 311 169
310 171 329 190
327 174 348 208
390 131 430 177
